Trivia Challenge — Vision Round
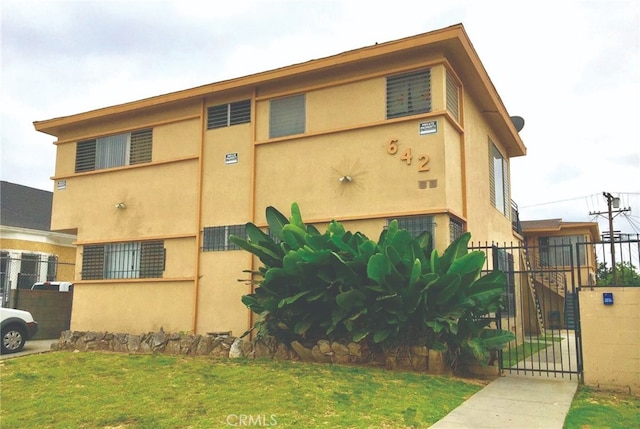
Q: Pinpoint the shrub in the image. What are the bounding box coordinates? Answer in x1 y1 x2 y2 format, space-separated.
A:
231 203 514 372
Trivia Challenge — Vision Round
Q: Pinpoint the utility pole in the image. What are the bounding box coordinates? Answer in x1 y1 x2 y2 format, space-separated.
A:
589 192 631 285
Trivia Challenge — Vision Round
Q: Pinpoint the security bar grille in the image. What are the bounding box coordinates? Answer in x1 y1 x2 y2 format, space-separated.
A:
202 225 246 251
81 240 164 280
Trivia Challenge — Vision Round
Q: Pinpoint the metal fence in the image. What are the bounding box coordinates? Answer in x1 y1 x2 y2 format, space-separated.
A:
577 233 640 287
0 254 75 308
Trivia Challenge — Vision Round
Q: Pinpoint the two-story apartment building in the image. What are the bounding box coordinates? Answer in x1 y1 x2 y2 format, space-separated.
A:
33 24 527 336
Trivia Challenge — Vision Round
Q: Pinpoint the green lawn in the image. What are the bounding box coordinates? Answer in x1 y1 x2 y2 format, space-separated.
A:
564 385 640 429
4 351 637 428
501 341 552 368
0 351 483 428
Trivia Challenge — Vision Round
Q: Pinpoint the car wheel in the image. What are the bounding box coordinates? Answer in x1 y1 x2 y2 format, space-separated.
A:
1 325 26 354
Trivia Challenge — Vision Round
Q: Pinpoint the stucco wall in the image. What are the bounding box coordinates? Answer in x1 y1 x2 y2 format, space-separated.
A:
579 287 640 393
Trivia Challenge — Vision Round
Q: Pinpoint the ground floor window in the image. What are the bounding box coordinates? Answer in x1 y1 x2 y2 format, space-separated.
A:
81 240 165 280
202 225 246 251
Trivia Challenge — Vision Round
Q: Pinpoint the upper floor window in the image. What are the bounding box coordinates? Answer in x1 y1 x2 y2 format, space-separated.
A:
207 100 251 129
269 94 305 138
81 240 165 280
489 141 510 217
75 129 152 173
539 236 586 266
386 69 431 119
445 70 460 121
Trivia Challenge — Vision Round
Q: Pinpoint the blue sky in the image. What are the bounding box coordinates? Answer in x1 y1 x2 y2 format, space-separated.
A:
2 0 638 234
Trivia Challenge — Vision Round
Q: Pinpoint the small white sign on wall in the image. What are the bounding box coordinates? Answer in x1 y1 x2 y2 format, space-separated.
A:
57 180 67 190
419 121 438 135
225 153 238 164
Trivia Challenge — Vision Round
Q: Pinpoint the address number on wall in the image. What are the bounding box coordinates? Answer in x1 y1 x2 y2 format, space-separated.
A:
386 139 430 172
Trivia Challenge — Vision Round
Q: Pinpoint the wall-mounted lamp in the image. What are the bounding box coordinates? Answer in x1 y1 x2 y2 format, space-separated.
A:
115 202 126 209
338 175 353 183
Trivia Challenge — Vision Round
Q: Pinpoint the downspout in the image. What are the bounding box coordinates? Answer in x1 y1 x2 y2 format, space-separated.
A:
247 88 258 336
192 98 206 333
459 84 468 220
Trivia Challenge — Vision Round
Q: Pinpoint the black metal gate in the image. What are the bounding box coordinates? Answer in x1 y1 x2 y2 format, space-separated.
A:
471 242 582 379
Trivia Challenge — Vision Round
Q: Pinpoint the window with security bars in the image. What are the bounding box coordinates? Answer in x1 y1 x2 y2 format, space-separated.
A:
449 218 465 243
386 69 431 119
75 129 152 173
269 94 305 138
388 215 434 243
446 70 460 121
47 255 58 281
489 141 510 217
207 100 251 129
81 240 165 280
202 225 246 251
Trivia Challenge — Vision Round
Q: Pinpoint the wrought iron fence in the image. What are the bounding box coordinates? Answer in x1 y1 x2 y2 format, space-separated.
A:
0 254 75 307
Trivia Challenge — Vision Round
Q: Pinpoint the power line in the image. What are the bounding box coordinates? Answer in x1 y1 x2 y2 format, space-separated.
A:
520 195 591 209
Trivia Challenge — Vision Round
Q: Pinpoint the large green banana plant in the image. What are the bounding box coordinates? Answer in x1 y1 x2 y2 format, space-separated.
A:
230 203 514 370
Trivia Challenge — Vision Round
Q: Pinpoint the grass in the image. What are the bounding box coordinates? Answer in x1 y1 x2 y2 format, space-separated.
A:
0 351 484 428
564 385 640 429
501 341 552 368
501 334 565 367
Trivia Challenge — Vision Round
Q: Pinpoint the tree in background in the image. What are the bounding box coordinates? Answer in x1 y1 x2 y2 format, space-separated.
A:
596 261 640 286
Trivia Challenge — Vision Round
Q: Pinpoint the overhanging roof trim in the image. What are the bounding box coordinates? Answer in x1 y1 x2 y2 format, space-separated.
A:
33 24 525 156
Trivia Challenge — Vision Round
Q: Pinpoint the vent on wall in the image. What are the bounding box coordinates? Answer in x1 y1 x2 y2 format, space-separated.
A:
418 179 438 189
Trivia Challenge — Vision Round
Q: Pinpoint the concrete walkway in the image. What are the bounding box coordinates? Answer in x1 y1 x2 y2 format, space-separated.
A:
0 339 57 360
429 374 578 428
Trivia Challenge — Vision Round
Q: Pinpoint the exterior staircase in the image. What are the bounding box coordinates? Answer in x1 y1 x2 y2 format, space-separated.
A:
521 246 545 334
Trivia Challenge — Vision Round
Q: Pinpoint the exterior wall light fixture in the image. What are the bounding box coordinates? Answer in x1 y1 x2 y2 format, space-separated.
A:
339 175 353 183
115 202 126 209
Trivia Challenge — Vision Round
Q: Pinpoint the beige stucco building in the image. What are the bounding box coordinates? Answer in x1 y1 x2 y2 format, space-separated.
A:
34 24 527 335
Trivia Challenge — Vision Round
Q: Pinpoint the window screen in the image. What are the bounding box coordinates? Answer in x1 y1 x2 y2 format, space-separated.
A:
269 94 305 138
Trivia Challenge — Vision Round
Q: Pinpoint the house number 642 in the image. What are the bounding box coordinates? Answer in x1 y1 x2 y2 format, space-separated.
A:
386 139 430 172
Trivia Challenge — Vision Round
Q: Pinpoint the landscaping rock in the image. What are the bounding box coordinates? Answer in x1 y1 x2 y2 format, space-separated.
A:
290 341 314 362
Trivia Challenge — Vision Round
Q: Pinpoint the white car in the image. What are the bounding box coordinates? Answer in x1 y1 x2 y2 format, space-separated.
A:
31 281 74 292
1 308 39 354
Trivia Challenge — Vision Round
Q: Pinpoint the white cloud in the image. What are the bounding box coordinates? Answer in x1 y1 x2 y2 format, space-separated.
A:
1 0 638 233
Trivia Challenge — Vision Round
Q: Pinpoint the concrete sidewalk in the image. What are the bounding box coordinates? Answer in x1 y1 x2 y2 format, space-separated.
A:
429 374 578 428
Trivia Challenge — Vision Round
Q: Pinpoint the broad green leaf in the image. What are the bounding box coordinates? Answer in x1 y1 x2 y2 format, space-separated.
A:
373 328 392 343
447 251 485 277
278 290 311 308
479 329 516 349
336 289 366 310
367 254 390 283
289 202 305 229
409 258 421 289
229 235 282 267
438 232 471 273
265 206 289 240
352 328 370 343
